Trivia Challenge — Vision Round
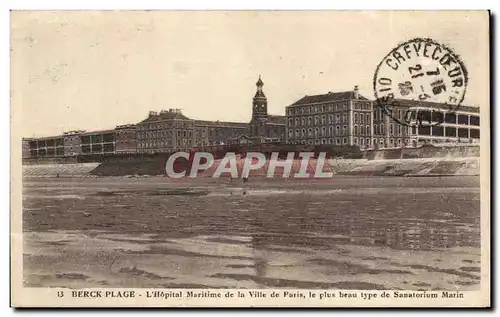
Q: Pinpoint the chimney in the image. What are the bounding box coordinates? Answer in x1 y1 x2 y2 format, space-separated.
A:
354 85 359 99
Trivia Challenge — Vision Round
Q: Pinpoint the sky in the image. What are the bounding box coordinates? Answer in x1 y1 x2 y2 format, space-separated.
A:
11 11 489 137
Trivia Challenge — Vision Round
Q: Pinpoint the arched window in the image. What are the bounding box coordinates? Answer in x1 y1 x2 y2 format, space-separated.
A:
354 125 358 135
381 124 385 134
374 124 378 135
360 125 365 135
354 113 358 123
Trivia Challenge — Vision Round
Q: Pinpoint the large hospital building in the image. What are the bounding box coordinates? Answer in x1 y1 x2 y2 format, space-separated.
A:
23 80 480 159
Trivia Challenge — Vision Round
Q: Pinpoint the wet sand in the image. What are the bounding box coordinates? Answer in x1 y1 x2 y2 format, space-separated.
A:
22 176 481 290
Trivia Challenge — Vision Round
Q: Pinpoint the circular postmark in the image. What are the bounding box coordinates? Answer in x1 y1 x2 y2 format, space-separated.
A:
373 38 468 127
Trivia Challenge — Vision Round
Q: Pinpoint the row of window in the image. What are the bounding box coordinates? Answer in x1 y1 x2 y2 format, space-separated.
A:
29 149 65 156
138 139 192 148
373 108 481 126
137 122 249 132
29 144 65 149
410 111 480 126
292 138 350 145
28 139 65 148
137 139 236 149
287 102 350 116
288 114 347 127
287 113 374 128
136 129 249 140
373 124 410 136
352 102 372 111
291 137 373 146
287 124 373 139
413 126 480 138
373 108 414 122
374 138 407 146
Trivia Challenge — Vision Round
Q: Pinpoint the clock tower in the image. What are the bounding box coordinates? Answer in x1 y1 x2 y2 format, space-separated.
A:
250 75 269 139
252 75 268 118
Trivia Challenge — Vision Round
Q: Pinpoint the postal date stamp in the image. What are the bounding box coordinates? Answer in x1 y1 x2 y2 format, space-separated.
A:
373 38 468 127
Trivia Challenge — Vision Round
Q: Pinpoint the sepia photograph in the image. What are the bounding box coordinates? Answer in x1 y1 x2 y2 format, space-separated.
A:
10 10 490 307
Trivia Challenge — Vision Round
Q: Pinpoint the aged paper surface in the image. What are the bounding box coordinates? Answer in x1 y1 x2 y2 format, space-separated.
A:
11 10 490 307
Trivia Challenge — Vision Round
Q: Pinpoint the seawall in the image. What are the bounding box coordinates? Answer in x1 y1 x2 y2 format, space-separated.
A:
22 163 101 177
328 157 479 177
22 157 479 178
364 144 480 160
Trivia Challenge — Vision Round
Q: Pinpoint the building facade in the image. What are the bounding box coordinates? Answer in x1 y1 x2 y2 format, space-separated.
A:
373 101 411 149
25 135 65 158
373 99 480 148
136 109 195 153
135 109 249 153
115 124 137 153
404 100 480 146
22 139 30 158
63 130 84 156
80 129 116 155
285 86 373 148
286 87 480 149
22 80 481 159
194 120 248 148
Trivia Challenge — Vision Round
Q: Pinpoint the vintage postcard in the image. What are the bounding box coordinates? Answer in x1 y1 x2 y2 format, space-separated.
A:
10 10 490 307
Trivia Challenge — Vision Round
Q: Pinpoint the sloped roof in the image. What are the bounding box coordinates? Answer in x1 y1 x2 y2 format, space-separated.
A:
381 99 480 113
139 111 191 123
194 120 248 128
290 91 369 107
254 90 266 98
256 76 264 87
267 115 286 124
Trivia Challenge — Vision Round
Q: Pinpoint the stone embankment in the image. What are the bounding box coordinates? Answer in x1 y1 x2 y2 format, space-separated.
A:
22 157 479 178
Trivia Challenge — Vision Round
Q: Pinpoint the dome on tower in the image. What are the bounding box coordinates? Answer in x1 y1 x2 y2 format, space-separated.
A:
256 75 264 87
